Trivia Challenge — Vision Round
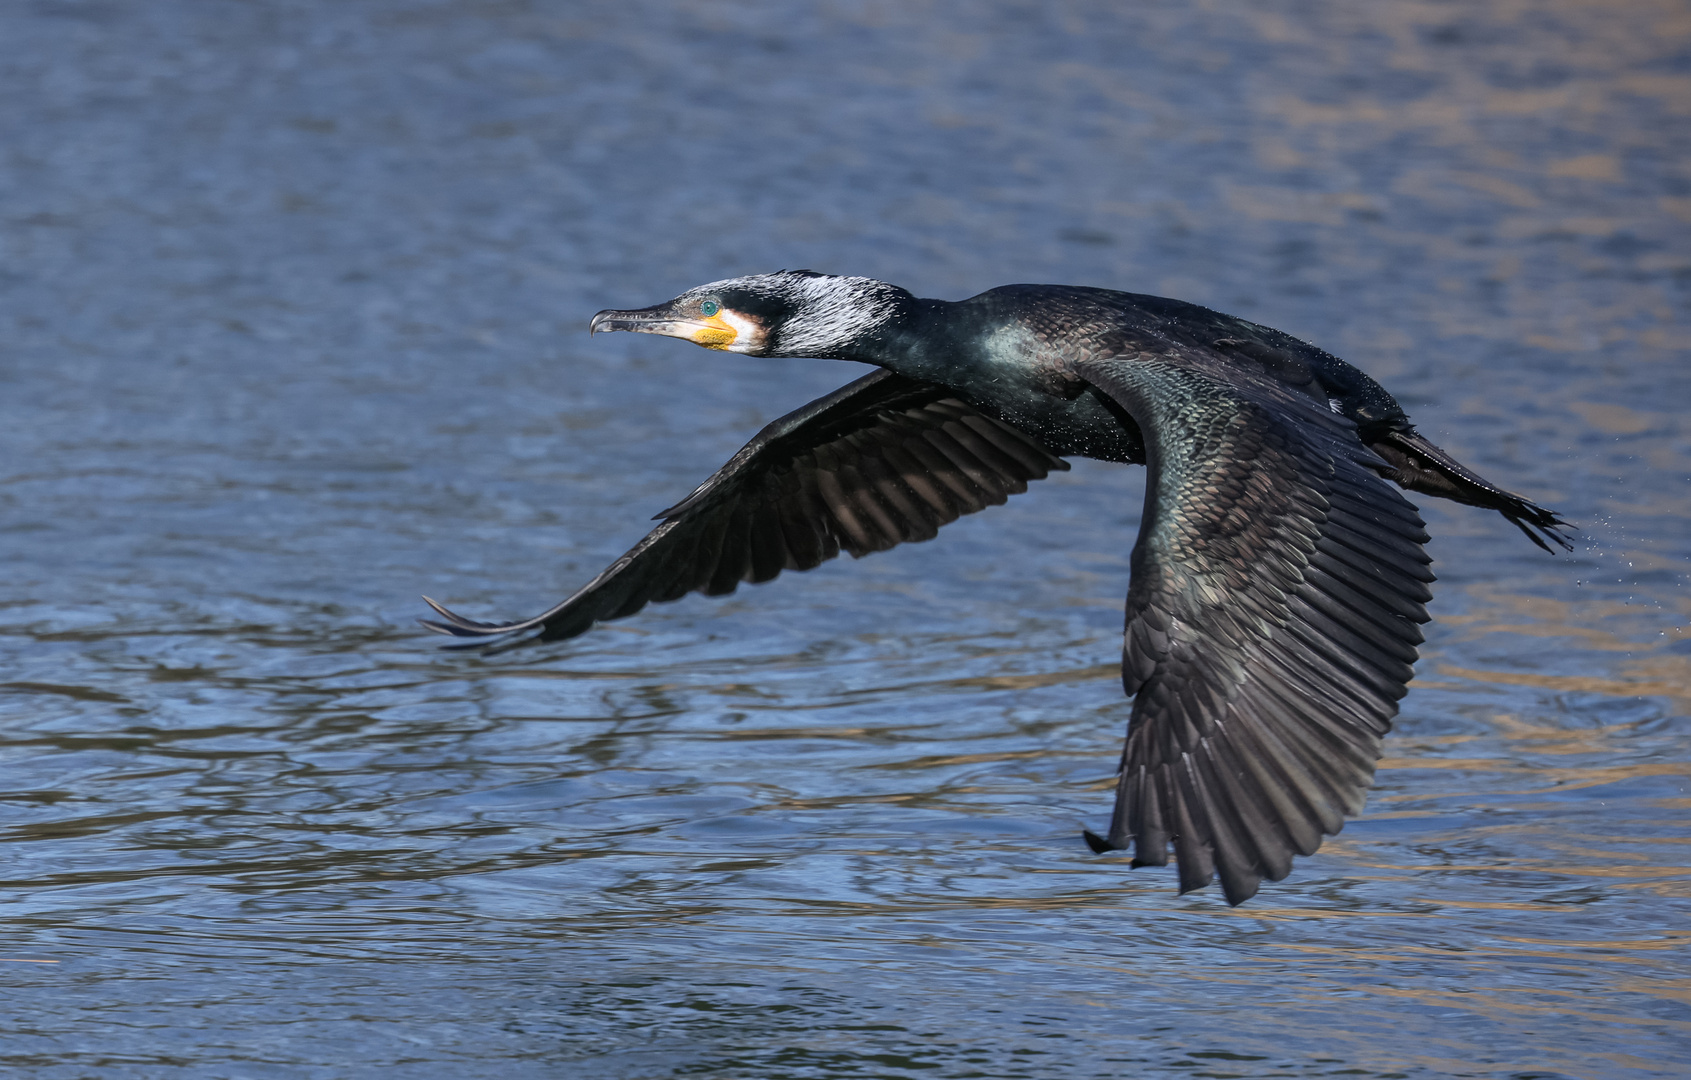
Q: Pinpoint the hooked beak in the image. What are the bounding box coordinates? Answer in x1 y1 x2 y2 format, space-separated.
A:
589 303 737 349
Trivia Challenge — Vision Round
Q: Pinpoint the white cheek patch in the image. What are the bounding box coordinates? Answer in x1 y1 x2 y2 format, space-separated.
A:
719 309 764 353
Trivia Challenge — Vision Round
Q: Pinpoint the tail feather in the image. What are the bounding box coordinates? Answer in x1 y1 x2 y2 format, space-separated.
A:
1370 428 1573 553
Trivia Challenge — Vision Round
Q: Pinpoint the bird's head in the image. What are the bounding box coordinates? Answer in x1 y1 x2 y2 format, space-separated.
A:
589 271 915 359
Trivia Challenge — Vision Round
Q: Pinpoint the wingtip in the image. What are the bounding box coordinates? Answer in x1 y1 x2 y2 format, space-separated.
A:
421 595 453 618
1171 875 1258 906
1082 829 1119 855
420 595 483 631
418 595 515 637
417 617 493 639
1218 877 1261 907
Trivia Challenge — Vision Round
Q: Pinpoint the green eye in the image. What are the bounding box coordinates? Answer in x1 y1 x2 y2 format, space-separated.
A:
700 300 721 317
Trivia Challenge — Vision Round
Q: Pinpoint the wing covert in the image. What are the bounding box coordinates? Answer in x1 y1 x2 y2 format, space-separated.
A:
422 370 1067 646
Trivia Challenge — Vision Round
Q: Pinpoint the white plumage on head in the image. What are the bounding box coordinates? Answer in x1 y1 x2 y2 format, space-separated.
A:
690 271 911 357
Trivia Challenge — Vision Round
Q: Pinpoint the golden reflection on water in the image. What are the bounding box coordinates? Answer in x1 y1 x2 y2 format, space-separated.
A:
1436 664 1691 710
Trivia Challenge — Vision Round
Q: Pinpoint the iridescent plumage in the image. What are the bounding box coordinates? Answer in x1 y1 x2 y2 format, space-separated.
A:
425 271 1570 904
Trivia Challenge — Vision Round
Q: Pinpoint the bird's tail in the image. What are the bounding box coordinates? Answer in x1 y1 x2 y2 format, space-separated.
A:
1369 427 1573 553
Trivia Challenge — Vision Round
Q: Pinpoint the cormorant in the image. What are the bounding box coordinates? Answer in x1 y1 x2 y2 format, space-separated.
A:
423 271 1570 905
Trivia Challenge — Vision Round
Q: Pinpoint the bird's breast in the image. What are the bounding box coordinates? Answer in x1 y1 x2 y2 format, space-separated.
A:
951 328 1147 464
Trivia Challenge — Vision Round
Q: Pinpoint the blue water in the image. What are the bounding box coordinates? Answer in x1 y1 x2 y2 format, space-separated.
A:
3 2 1688 1077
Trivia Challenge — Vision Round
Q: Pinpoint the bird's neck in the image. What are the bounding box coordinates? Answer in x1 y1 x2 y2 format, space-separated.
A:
849 297 1032 393
842 298 969 377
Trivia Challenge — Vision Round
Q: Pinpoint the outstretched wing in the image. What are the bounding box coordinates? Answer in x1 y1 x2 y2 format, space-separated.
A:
422 369 1067 645
1077 350 1435 905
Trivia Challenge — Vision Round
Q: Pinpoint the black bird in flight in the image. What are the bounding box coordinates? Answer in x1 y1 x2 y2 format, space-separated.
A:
424 271 1570 905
